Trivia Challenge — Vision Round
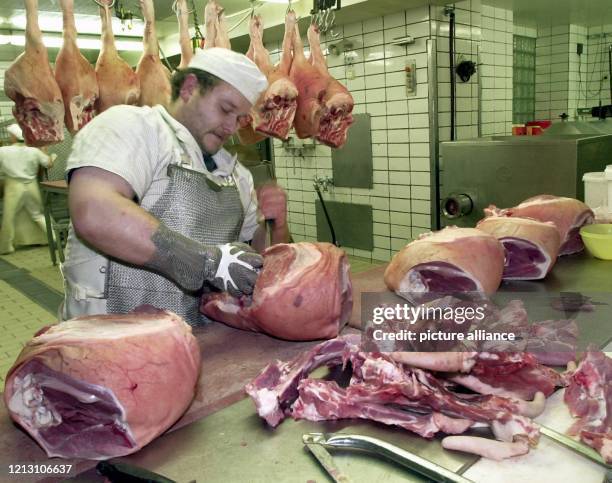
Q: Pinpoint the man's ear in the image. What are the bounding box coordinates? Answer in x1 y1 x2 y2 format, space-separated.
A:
179 74 199 101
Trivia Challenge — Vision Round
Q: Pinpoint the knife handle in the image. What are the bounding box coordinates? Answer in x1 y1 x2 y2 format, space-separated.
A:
305 433 473 483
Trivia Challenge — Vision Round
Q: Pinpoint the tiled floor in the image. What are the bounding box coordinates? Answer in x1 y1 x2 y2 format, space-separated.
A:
0 245 383 384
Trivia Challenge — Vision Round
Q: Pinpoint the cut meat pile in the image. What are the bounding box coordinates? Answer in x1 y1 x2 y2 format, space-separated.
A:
386 195 593 294
564 350 612 463
3 309 201 460
246 335 565 460
200 242 352 341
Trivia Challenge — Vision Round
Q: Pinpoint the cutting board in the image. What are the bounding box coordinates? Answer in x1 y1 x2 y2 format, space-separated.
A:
464 345 610 483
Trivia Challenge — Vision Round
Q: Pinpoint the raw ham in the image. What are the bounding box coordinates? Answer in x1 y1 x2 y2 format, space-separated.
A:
235 14 267 145
384 227 505 296
476 216 561 280
4 0 64 146
3 309 201 460
564 350 611 463
176 0 193 69
136 0 172 107
95 1 140 112
55 0 99 133
289 21 327 139
241 13 298 142
201 242 352 341
306 23 354 148
485 195 593 256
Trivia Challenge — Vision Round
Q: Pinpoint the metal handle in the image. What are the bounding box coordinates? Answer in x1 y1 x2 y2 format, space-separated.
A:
304 433 473 483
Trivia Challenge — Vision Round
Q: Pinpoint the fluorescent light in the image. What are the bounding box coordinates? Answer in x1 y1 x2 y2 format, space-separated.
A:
9 11 144 37
260 0 300 3
0 34 143 51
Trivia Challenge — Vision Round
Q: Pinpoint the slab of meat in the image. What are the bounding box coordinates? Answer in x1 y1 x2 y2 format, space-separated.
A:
244 13 298 142
476 216 561 280
201 242 352 341
54 0 98 133
95 1 140 112
4 0 64 146
384 227 505 296
136 0 171 107
450 351 565 400
244 335 359 426
306 24 354 148
3 309 201 459
485 195 593 256
564 350 611 463
176 0 193 69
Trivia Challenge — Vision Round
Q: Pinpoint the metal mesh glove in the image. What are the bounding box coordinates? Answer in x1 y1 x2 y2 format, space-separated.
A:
145 223 262 296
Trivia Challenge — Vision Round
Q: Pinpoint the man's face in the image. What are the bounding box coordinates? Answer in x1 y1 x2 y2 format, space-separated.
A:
178 79 252 155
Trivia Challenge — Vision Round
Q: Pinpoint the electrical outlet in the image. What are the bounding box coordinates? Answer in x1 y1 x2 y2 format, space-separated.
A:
405 60 417 97
577 42 584 55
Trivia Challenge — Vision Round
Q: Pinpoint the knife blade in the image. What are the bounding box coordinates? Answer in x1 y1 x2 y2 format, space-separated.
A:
539 424 611 469
265 219 274 248
303 434 353 483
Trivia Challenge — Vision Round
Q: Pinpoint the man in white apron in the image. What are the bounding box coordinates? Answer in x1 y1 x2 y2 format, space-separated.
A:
62 48 289 324
0 124 54 254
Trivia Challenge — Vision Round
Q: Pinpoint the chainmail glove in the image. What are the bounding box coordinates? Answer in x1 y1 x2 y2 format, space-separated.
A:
145 223 262 296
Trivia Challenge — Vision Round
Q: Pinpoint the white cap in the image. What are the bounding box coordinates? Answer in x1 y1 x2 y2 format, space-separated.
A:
187 47 268 105
7 123 23 141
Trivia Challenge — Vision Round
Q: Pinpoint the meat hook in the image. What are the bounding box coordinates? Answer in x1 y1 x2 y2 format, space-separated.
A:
93 0 116 8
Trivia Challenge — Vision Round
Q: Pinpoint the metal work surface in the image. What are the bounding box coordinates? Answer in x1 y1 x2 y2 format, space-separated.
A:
75 398 475 483
2 254 611 482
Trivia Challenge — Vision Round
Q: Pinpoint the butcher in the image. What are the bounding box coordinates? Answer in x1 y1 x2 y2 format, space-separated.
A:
0 124 55 255
61 48 290 324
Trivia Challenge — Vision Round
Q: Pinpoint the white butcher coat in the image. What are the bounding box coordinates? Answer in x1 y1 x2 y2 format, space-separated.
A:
0 143 52 254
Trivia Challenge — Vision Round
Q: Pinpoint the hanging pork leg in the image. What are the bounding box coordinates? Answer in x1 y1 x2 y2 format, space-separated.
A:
95 0 140 112
4 0 64 146
55 0 99 133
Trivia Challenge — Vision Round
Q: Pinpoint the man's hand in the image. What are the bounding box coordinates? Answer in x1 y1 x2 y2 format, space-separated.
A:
206 242 263 297
146 223 263 297
257 183 287 228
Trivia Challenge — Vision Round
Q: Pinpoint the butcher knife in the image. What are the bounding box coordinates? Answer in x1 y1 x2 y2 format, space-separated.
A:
266 219 274 248
539 424 611 469
304 433 474 483
303 434 353 483
96 461 176 483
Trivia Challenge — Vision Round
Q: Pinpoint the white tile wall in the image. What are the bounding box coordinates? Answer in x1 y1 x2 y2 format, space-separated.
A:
579 25 612 112
269 6 434 261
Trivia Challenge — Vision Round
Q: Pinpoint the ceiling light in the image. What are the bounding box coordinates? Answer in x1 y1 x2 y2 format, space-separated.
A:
0 34 143 51
259 0 300 3
9 11 144 37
